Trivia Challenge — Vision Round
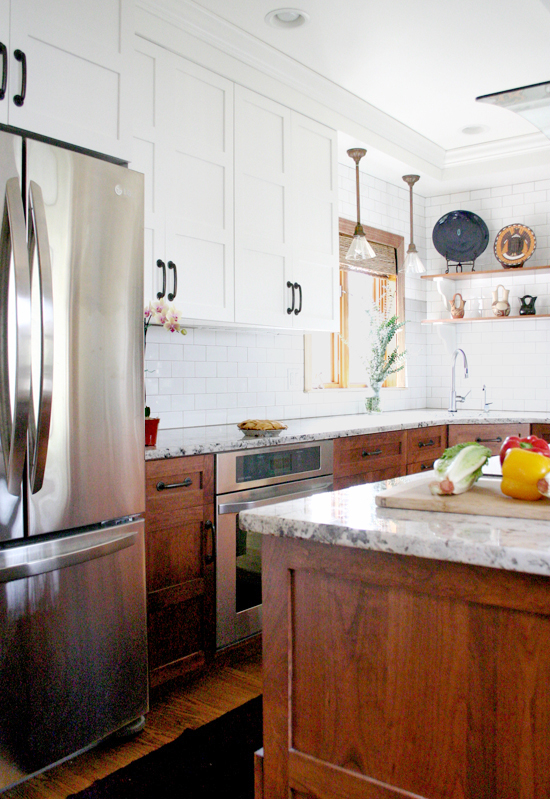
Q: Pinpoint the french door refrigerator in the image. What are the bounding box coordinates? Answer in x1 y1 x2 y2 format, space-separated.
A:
0 131 148 792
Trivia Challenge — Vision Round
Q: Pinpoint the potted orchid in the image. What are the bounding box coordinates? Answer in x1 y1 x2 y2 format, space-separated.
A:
144 298 187 445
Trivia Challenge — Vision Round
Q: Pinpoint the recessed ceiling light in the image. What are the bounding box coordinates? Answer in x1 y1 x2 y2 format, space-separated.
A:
461 125 490 135
265 8 309 28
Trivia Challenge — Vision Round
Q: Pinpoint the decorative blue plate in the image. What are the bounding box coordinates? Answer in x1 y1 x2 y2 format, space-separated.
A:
432 210 489 263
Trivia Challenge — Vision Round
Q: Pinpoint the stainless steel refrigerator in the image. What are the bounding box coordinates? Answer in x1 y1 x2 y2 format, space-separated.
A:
0 132 148 792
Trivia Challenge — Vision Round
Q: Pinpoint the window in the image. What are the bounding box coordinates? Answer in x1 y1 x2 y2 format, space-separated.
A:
305 218 405 390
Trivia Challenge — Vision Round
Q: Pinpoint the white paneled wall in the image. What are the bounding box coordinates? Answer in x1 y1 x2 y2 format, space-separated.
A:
425 179 550 413
145 163 428 429
145 163 550 430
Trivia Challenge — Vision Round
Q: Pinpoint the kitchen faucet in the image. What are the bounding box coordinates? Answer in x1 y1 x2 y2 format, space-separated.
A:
482 384 493 413
448 348 470 413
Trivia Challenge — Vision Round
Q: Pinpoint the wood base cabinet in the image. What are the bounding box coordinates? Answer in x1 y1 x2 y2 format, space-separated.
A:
261 534 550 799
145 455 215 688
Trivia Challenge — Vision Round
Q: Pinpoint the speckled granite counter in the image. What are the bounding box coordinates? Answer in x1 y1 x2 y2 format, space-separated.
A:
239 474 550 577
145 409 549 460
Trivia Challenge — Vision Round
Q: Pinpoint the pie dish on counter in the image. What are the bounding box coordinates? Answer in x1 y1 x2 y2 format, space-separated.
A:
237 419 288 437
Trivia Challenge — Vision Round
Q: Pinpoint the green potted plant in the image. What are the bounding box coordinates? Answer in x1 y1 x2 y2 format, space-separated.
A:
144 298 187 446
364 303 406 413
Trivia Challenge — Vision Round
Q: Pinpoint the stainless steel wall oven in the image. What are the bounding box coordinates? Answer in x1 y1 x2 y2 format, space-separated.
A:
215 439 333 649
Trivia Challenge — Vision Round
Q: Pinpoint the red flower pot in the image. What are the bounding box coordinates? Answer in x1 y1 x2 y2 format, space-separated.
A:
145 417 160 447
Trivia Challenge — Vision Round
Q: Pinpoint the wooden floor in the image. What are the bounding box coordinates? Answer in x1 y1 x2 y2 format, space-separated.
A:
2 646 262 799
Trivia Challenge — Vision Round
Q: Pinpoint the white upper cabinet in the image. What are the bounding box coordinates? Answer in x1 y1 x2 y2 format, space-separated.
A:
131 38 235 322
234 87 293 328
2 0 131 160
0 0 8 126
234 86 338 331
290 113 339 331
132 39 338 331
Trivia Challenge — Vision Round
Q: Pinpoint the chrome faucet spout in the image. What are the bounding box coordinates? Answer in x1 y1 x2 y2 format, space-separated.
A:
449 348 469 413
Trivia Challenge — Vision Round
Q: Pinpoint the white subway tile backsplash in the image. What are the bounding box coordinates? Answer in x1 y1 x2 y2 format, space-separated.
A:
149 165 550 429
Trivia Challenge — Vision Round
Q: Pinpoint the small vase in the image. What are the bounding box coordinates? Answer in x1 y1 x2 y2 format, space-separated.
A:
145 417 160 446
365 382 381 413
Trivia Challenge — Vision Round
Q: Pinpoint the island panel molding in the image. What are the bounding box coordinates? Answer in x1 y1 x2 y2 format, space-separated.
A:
261 533 550 799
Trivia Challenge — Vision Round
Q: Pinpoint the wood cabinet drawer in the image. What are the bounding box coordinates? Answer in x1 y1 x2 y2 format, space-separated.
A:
531 424 550 442
407 459 438 475
406 425 447 465
448 423 529 455
146 455 214 532
334 431 406 482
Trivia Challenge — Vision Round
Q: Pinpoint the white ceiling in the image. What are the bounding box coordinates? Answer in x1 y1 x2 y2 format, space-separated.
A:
187 0 550 152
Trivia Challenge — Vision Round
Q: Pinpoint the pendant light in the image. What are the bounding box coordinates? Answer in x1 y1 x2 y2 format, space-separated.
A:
400 174 425 274
346 148 376 261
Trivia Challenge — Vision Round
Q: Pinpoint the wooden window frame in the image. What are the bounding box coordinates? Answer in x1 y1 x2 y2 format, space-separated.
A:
305 219 405 390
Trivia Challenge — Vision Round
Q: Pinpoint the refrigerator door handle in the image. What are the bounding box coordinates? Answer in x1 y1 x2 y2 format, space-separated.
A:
0 528 139 583
27 180 54 494
0 176 31 495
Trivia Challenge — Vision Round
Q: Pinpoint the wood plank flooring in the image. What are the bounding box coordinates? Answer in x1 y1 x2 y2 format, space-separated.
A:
2 646 262 799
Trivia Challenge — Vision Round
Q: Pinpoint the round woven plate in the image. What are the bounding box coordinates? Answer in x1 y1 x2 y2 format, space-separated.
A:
494 223 536 268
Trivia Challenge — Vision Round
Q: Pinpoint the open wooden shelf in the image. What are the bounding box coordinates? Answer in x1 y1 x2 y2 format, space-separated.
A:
421 265 550 281
422 314 550 325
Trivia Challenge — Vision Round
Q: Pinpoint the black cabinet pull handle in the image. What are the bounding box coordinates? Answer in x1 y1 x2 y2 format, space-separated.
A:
287 280 295 314
0 43 7 100
362 448 382 457
204 520 215 565
420 463 432 471
167 260 177 301
13 49 26 107
294 282 302 315
156 477 192 491
418 439 434 448
475 436 502 444
156 259 166 299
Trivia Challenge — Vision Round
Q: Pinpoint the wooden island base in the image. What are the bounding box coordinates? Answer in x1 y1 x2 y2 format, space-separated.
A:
260 534 550 799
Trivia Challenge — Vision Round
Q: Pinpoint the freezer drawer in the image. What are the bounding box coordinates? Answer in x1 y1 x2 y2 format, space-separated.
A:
0 519 148 791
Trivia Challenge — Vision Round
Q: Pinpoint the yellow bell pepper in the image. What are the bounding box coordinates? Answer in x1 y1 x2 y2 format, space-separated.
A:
501 448 550 501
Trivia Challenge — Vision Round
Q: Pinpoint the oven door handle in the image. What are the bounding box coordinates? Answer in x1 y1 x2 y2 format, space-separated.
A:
217 478 333 514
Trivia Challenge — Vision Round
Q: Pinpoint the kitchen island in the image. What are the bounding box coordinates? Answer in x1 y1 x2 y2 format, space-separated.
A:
240 476 550 799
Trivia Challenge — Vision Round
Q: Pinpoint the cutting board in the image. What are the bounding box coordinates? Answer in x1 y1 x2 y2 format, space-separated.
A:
375 476 550 521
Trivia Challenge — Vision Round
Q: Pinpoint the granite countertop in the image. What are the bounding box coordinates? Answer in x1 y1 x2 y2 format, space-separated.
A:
239 474 550 578
145 409 549 460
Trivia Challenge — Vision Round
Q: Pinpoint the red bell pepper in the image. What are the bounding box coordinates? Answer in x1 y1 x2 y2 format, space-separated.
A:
499 435 550 466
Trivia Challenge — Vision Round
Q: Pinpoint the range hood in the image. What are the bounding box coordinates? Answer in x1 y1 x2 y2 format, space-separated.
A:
477 80 550 140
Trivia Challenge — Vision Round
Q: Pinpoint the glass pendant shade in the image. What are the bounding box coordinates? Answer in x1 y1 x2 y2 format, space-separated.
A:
402 247 425 274
346 227 376 261
346 148 375 262
400 174 425 274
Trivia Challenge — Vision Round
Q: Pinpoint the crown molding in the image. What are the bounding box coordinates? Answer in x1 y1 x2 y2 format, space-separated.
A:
136 0 550 187
136 0 445 172
444 131 550 167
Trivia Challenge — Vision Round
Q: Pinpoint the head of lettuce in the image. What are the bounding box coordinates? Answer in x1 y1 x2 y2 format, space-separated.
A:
429 442 492 496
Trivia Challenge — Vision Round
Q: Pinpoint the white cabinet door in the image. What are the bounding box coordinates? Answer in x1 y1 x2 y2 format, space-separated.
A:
164 57 234 323
131 39 234 323
234 86 293 328
131 38 171 306
290 113 339 332
8 0 131 160
0 0 8 125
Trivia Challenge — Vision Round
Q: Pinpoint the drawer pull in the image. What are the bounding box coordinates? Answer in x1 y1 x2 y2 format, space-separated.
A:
475 436 502 444
362 449 382 458
420 463 432 471
418 439 434 448
156 478 192 491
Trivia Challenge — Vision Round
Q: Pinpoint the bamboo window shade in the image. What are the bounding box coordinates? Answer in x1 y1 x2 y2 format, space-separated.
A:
339 233 397 277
